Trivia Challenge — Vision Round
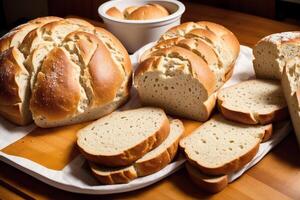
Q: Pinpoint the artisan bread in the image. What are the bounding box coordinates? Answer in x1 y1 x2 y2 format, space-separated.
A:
135 21 239 121
89 119 184 184
282 58 300 147
218 79 288 125
185 163 228 193
180 115 272 175
77 107 170 167
0 17 132 127
106 4 169 20
253 31 300 80
135 46 217 121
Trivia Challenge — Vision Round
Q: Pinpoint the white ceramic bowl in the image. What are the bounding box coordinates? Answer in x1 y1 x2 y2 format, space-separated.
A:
98 0 185 53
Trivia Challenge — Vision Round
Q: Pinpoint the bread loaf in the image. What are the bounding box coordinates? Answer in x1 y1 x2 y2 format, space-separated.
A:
218 79 288 124
135 21 239 121
180 115 272 175
0 17 132 127
89 119 184 184
253 31 300 80
77 107 170 167
282 58 300 147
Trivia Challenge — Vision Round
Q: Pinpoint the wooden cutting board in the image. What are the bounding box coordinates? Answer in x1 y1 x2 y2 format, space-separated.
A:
1 119 201 170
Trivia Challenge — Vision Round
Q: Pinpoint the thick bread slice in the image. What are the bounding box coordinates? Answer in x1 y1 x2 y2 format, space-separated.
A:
282 58 300 147
185 162 228 193
89 119 184 184
218 79 288 125
180 115 272 175
134 46 216 121
77 107 170 167
253 31 300 80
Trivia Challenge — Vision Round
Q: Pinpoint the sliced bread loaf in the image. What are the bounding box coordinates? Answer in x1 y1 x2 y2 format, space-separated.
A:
217 79 288 125
90 119 184 184
180 115 272 175
282 58 300 147
134 46 217 121
253 31 300 80
185 162 228 193
77 107 170 167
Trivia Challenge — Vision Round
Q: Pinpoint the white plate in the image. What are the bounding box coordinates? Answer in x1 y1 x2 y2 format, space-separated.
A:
0 44 292 194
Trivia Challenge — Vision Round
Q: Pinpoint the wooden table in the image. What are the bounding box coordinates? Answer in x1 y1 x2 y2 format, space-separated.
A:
1 3 300 200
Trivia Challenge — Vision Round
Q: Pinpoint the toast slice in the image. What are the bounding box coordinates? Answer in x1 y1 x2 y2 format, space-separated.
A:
77 107 170 167
180 115 272 175
90 119 184 184
282 58 300 147
218 79 288 125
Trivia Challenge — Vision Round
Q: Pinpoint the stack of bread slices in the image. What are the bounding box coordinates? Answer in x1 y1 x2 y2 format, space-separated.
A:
180 79 288 193
77 107 184 184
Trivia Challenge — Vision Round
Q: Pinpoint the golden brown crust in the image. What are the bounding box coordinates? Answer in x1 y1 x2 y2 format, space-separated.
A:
88 39 124 106
196 21 240 59
127 4 169 20
0 104 27 125
106 7 124 19
30 47 81 120
135 135 179 176
185 162 228 193
0 47 27 104
90 163 138 184
95 27 132 76
135 120 184 176
78 117 171 167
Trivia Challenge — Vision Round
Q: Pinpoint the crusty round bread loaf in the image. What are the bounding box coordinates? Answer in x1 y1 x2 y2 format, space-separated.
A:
253 31 300 80
135 21 239 121
0 17 132 127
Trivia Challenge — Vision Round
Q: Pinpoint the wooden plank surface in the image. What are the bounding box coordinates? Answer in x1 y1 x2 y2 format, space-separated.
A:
1 3 300 200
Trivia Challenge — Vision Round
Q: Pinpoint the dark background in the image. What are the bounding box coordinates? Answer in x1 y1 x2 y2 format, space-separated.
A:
0 0 299 36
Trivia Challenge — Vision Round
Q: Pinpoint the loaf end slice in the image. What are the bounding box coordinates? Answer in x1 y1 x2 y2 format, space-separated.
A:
180 115 272 175
218 79 288 125
77 107 170 167
89 119 184 184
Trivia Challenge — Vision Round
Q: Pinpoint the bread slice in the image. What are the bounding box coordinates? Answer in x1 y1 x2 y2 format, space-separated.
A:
253 31 300 80
218 79 288 125
282 58 300 147
185 162 228 193
134 46 217 121
180 115 272 175
89 119 184 184
77 107 170 167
